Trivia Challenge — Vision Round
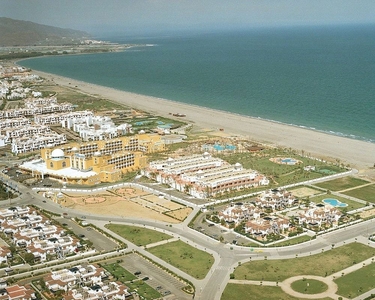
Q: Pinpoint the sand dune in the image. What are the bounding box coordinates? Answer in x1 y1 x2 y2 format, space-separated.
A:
33 70 375 172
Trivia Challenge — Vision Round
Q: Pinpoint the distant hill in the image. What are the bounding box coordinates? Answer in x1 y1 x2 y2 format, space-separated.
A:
0 17 91 47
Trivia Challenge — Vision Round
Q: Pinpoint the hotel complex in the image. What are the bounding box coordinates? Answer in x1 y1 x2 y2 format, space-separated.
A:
19 133 164 185
143 152 269 199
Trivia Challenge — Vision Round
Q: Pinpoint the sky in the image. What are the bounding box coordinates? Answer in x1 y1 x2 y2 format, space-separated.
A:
1 0 375 36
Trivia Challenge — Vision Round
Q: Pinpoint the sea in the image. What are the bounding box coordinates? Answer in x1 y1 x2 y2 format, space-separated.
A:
19 24 375 143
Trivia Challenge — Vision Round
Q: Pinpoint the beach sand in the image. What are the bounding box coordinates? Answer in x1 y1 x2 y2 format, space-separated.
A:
32 69 375 173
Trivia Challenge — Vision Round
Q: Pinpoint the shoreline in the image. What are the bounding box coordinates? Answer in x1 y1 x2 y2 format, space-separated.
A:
17 64 375 172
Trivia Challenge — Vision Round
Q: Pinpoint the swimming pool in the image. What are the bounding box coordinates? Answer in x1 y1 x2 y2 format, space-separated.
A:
323 198 348 207
281 158 297 164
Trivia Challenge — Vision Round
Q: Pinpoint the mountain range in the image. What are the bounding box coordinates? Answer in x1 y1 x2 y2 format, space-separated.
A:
0 17 91 47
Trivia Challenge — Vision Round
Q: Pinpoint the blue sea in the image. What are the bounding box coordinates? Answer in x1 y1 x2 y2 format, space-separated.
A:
20 24 375 142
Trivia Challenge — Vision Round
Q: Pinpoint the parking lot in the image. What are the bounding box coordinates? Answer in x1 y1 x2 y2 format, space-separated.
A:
121 253 190 300
55 217 118 251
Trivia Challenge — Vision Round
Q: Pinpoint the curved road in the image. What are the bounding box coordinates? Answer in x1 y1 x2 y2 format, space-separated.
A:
2 174 375 299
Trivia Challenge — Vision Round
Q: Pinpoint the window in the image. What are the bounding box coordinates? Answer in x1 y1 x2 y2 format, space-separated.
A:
50 162 53 168
62 162 66 168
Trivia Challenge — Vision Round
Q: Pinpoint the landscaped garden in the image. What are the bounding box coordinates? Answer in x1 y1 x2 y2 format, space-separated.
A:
105 224 172 246
233 243 374 281
147 240 214 279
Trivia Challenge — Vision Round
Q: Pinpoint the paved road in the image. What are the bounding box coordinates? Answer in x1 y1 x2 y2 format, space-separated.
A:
1 172 375 300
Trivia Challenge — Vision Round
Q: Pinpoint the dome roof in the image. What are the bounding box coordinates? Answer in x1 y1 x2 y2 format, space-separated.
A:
94 151 101 157
71 147 78 152
51 149 65 158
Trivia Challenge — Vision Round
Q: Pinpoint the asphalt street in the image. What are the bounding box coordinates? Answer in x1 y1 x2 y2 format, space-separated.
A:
1 169 375 300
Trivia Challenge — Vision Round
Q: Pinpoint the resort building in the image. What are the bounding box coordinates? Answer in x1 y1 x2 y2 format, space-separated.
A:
19 133 164 185
144 153 269 199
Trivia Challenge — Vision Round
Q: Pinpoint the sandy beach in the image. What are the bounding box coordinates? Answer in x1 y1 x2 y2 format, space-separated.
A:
30 69 375 173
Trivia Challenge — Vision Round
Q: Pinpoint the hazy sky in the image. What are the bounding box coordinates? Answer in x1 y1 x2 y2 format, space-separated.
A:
2 0 375 36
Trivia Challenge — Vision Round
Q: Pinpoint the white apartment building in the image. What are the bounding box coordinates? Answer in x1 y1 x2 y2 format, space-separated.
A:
11 133 67 154
4 124 51 140
63 114 132 141
0 117 31 130
34 110 94 125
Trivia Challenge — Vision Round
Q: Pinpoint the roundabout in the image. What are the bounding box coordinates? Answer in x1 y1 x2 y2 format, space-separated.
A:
281 275 338 299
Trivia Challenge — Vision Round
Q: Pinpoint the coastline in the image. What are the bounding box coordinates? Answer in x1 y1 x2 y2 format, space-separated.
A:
23 67 375 172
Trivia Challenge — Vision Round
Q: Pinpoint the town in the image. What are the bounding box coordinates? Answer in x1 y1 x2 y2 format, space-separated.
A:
0 62 375 300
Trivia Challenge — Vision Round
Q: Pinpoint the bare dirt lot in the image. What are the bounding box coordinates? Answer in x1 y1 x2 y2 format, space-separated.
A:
289 186 321 198
44 187 192 223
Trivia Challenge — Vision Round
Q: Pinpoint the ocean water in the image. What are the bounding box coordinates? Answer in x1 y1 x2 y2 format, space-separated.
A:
20 24 375 142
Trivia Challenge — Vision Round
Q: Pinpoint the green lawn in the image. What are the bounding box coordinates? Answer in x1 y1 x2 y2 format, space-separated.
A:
314 177 370 192
127 280 161 300
147 240 214 279
342 184 375 204
103 263 136 281
234 243 374 281
105 224 172 246
221 284 331 300
335 262 375 298
310 194 365 211
272 235 313 247
291 279 328 294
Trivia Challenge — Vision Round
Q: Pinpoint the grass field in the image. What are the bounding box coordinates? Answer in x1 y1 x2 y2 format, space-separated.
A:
105 224 172 246
221 284 332 300
234 243 374 281
335 262 375 298
291 279 328 294
314 177 370 192
342 184 375 204
310 194 365 211
147 240 214 279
